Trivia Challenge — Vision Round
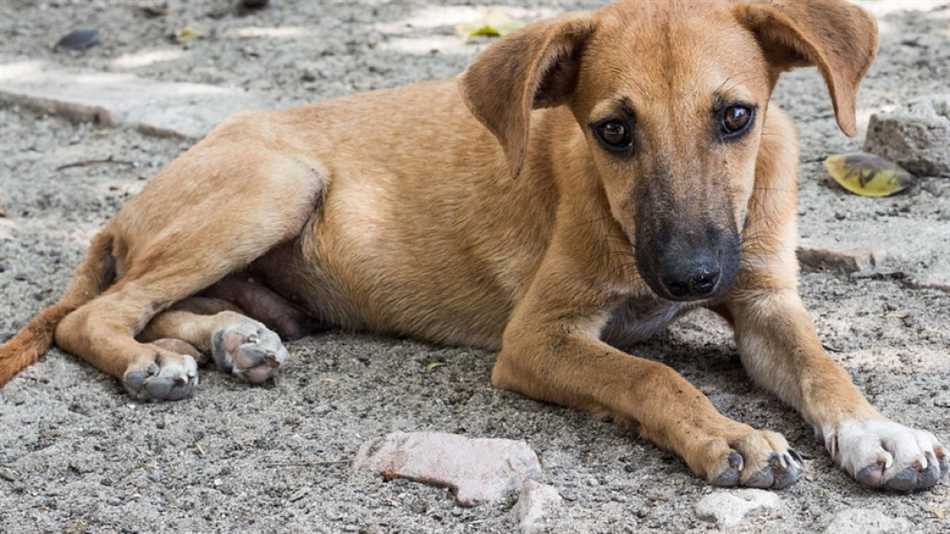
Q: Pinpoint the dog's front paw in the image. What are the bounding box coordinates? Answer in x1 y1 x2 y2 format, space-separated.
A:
703 429 804 490
825 419 948 492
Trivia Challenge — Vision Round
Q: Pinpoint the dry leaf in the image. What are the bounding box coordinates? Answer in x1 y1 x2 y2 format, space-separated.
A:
824 152 914 198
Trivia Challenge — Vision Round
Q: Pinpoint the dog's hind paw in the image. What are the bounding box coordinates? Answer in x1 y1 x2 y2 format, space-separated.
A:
707 430 804 490
825 419 948 492
211 320 288 384
123 352 198 402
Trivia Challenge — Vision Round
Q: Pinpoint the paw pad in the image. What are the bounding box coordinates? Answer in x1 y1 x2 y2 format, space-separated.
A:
211 322 288 384
123 353 198 402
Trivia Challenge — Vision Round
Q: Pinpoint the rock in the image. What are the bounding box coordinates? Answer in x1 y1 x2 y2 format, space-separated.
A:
241 0 271 9
353 432 542 507
797 244 886 274
823 508 911 534
0 218 14 240
864 94 950 178
55 29 100 51
0 58 270 140
695 489 781 529
511 480 564 534
140 4 169 18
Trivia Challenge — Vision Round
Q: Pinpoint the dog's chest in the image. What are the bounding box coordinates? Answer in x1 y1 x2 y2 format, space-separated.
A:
602 296 691 347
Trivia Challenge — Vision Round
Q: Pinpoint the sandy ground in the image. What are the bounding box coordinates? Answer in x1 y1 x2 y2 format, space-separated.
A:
1 1 949 532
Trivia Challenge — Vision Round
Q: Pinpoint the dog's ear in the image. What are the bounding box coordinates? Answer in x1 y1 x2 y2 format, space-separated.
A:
459 14 595 177
735 0 878 136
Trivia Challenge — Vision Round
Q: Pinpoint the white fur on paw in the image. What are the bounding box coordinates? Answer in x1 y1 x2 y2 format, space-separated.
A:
824 419 948 492
123 353 199 402
211 320 288 384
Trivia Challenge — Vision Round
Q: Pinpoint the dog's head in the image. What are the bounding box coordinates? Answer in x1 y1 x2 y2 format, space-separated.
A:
460 0 877 301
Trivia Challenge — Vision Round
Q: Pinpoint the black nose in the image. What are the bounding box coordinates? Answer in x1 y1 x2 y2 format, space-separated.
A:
660 262 721 299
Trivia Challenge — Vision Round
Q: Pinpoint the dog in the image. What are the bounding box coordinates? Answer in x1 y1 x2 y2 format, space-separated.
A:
1 0 946 492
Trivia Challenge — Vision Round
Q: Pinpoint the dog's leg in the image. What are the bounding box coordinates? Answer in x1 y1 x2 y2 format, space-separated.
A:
202 274 315 340
54 145 326 401
495 276 802 488
720 291 948 491
54 281 205 402
717 108 947 490
495 331 802 488
141 304 289 384
56 263 300 401
168 296 243 316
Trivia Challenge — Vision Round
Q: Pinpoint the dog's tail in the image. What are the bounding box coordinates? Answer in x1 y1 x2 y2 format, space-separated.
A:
0 231 115 387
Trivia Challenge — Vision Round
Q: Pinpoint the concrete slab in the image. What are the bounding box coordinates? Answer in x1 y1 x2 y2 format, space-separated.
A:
0 58 270 140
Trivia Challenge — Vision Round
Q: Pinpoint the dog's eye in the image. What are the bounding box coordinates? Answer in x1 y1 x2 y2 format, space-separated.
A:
720 105 754 139
593 120 633 152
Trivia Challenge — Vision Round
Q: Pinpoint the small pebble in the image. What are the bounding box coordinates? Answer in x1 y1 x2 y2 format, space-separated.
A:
55 29 100 51
696 489 781 528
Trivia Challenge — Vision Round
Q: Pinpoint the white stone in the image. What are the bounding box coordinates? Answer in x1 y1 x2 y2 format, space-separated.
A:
353 431 543 507
0 57 270 140
823 508 911 534
695 489 781 529
511 480 564 534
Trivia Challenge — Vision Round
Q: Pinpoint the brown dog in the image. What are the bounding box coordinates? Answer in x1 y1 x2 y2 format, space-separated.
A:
0 0 946 492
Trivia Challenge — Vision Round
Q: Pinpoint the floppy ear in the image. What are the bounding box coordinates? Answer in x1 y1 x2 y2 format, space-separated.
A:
459 14 596 177
734 0 878 136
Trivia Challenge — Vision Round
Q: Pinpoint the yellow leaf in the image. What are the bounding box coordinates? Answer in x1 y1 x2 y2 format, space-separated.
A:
824 152 914 198
176 26 201 44
467 25 502 38
424 361 444 371
457 11 525 40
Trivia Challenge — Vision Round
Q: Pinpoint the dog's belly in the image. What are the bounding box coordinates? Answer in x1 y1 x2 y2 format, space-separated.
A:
251 220 520 351
602 297 693 347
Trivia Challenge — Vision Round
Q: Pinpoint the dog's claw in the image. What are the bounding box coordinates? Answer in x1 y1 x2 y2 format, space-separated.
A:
709 451 744 487
728 451 744 470
708 435 803 490
741 451 802 490
769 452 802 489
788 448 805 464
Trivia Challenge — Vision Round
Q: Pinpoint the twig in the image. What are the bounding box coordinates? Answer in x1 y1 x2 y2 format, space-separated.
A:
264 460 349 468
56 157 137 171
